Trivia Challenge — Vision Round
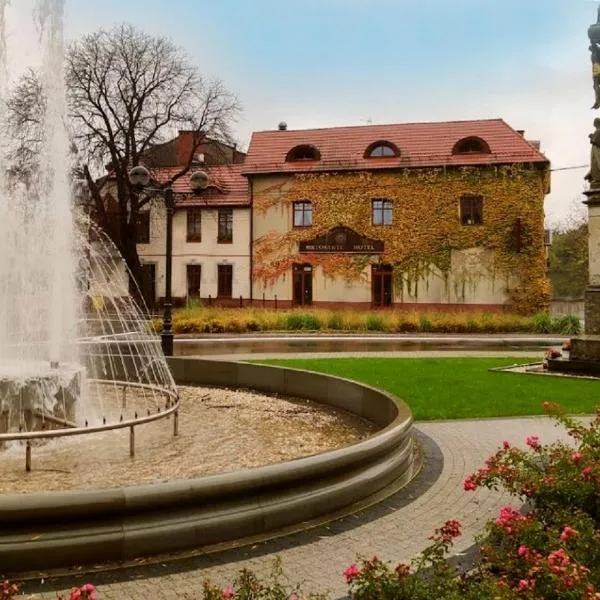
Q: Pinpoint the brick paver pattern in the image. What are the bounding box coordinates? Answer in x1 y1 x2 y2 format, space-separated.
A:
24 416 571 599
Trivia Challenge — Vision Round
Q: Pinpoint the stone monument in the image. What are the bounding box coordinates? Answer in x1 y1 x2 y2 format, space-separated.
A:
548 9 600 374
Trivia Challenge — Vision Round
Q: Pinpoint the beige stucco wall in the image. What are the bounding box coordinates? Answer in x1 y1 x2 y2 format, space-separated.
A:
251 174 518 306
138 202 250 300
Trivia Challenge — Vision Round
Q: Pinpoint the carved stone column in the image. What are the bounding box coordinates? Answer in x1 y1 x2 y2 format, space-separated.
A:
583 190 600 336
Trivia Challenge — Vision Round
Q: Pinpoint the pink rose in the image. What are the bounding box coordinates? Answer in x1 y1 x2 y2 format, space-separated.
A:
502 440 510 450
517 579 533 591
571 452 583 463
222 584 234 599
526 436 541 451
560 526 577 541
518 545 529 557
343 563 360 583
463 477 477 491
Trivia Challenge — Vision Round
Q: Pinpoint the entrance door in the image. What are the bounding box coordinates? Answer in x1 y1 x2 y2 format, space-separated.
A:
372 264 393 307
217 264 233 298
139 264 156 310
187 265 202 304
293 263 313 306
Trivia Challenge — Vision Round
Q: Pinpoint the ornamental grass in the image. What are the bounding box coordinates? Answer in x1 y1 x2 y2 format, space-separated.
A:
153 308 581 336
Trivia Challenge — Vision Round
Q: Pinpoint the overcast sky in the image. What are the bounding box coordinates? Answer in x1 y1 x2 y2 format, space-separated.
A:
4 0 598 227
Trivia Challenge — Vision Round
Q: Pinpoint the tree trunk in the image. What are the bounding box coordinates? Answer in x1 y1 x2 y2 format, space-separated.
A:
118 221 145 309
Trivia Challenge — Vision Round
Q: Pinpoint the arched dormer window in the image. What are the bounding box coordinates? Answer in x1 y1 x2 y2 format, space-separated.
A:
364 141 400 158
452 136 491 155
286 144 321 162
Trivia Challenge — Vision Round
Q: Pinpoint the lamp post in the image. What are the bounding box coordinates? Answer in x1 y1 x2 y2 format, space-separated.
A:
128 166 209 356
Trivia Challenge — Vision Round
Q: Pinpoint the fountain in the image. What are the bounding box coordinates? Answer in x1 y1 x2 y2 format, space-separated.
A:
0 1 177 464
0 0 417 572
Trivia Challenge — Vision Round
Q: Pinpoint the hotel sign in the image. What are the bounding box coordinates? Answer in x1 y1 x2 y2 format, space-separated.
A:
299 226 384 254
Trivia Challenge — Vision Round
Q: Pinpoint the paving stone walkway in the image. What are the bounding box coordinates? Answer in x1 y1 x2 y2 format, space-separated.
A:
21 415 571 600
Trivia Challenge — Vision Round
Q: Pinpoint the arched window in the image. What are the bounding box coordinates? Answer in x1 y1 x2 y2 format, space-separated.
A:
452 136 491 155
364 141 400 159
285 145 321 162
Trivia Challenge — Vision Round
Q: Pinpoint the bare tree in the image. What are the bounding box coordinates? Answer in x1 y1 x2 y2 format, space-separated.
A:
4 68 46 188
5 23 240 288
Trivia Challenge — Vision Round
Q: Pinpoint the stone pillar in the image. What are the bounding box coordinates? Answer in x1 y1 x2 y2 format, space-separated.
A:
584 190 600 334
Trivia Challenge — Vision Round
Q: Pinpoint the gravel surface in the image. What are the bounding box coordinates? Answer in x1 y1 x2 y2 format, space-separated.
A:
0 385 374 494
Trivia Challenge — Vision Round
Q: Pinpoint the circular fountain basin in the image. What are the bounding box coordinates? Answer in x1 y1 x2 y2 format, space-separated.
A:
0 359 419 573
0 385 375 493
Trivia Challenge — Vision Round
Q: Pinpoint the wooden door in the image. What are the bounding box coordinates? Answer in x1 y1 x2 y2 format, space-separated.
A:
372 264 393 307
217 264 233 298
187 265 202 303
293 263 313 306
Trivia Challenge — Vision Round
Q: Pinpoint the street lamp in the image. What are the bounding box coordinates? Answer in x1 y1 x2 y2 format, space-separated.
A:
128 165 209 356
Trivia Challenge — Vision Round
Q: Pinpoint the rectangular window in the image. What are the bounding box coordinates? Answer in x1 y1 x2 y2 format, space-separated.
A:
217 208 233 243
186 208 202 242
460 195 483 225
136 211 150 244
293 201 313 227
372 200 393 226
217 264 233 298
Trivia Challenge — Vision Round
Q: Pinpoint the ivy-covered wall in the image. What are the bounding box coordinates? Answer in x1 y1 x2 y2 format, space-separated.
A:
251 166 550 313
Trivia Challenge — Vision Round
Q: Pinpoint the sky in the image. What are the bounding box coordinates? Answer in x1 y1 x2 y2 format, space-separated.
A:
4 0 599 227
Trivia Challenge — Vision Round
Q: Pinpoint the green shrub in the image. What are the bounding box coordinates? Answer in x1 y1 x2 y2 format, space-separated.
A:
530 311 553 333
365 314 385 331
465 318 480 333
551 314 582 336
327 312 344 330
418 316 432 332
284 313 304 330
300 313 321 330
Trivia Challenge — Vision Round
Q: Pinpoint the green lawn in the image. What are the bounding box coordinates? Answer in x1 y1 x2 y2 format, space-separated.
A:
254 358 599 420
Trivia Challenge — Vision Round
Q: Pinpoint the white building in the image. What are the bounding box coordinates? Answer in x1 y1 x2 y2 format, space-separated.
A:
136 164 250 307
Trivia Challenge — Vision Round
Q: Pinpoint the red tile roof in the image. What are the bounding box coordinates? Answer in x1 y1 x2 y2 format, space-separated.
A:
242 119 549 175
151 164 249 207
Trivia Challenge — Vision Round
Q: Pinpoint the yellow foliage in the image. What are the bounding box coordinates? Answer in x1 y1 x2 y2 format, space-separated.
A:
253 166 550 314
157 307 563 334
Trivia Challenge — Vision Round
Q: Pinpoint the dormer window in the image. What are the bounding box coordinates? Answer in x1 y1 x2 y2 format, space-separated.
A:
452 136 491 155
364 141 400 159
286 145 321 162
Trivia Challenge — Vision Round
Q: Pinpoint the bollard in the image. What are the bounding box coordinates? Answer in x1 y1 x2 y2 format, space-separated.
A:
275 295 278 310
122 385 127 409
262 292 265 308
208 294 212 306
173 409 179 437
239 295 243 308
25 441 31 472
129 425 135 457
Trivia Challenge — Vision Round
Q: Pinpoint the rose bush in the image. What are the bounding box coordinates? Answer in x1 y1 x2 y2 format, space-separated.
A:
345 403 600 599
4 405 597 599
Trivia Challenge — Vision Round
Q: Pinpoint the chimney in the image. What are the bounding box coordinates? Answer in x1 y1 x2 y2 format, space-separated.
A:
516 130 525 137
176 130 203 165
278 122 288 131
